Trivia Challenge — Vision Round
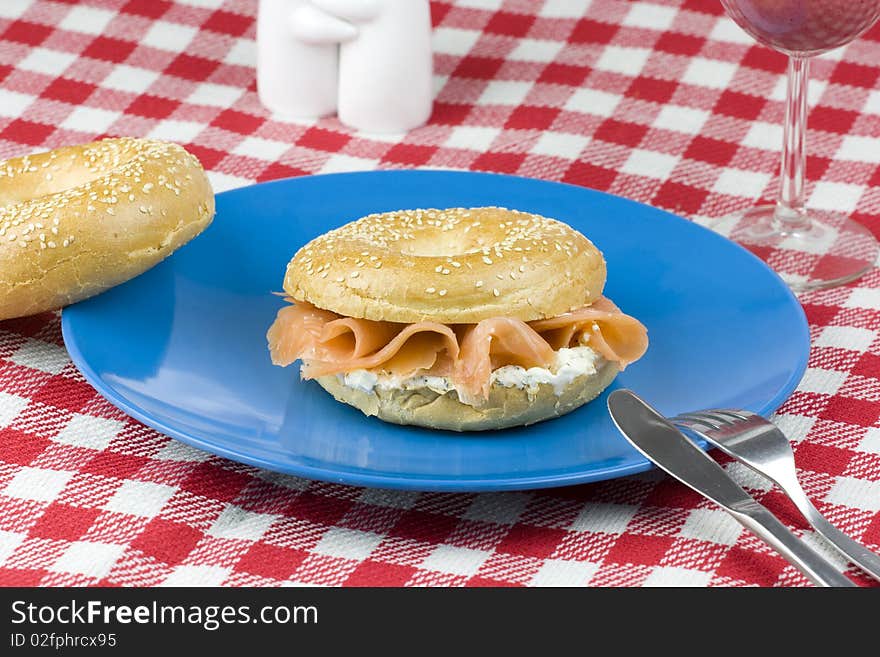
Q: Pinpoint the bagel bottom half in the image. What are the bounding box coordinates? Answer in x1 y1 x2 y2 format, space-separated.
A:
314 361 619 432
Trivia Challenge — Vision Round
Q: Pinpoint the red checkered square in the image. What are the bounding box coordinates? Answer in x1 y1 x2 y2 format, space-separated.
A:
0 119 54 145
343 560 416 586
202 10 251 37
82 36 136 63
30 504 98 541
130 518 202 565
2 21 52 47
235 542 307 579
484 12 535 38
41 77 95 104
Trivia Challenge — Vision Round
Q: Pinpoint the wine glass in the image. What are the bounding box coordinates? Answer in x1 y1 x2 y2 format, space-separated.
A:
713 0 880 291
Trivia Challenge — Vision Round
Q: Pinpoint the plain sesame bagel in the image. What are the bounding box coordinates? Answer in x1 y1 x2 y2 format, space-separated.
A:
283 206 606 323
0 137 215 321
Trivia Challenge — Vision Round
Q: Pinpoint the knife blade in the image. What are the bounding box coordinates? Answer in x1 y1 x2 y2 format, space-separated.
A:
607 389 854 587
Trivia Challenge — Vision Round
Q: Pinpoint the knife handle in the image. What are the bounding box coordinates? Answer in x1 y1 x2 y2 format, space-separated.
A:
730 502 855 587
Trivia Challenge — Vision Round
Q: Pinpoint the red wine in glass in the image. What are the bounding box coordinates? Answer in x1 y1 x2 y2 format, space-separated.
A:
712 1 880 290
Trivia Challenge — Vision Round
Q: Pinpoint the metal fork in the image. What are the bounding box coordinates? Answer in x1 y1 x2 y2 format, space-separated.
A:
672 409 880 583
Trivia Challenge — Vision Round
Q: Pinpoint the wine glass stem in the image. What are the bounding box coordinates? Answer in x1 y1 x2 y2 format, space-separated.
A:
775 56 810 233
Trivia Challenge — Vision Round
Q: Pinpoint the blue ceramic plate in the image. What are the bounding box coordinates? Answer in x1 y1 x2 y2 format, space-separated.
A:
62 171 809 491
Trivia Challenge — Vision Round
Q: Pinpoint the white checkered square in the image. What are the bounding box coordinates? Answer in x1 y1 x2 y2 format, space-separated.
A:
188 82 244 108
464 493 530 524
809 182 863 213
653 105 710 134
0 391 28 428
18 48 77 76
142 21 198 52
479 80 532 106
709 17 754 44
0 530 25 565
59 5 115 35
0 1 32 19
772 413 816 445
540 0 593 17
857 427 880 455
564 88 620 117
445 125 500 151
233 136 291 161
529 559 599 586
103 480 176 517
224 39 255 66
643 566 713 587
798 367 849 396
508 39 564 63
623 3 677 30
814 326 875 351
51 541 124 579
455 0 504 8
153 440 212 462
865 89 880 116
679 507 742 545
432 27 481 56
742 122 784 150
102 65 160 94
4 467 73 502
571 503 637 534
845 287 880 311
54 414 124 451
314 528 382 561
621 149 678 179
148 120 205 143
726 460 774 492
713 169 770 198
531 132 590 159
595 46 651 76
422 545 490 577
8 340 69 375
357 488 420 510
321 154 381 173
61 107 120 134
682 57 737 89
770 76 826 105
827 477 880 513
208 505 278 541
160 565 232 587
0 89 33 117
175 0 226 7
207 171 251 192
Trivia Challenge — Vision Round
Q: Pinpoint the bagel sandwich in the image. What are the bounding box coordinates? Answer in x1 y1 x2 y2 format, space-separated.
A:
267 206 648 431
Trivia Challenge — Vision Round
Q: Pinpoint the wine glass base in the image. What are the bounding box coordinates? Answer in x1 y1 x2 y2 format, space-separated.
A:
708 205 879 292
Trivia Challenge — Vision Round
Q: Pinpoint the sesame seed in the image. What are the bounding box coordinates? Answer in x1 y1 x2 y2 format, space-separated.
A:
475 280 483 288
426 287 436 294
493 288 500 297
62 239 69 247
482 256 492 265
350 271 359 278
47 241 56 248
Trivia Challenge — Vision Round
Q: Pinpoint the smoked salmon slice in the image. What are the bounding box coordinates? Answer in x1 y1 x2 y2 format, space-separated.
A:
267 297 647 400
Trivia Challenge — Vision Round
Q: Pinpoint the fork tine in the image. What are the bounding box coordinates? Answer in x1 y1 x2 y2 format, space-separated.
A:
710 409 753 421
673 413 722 430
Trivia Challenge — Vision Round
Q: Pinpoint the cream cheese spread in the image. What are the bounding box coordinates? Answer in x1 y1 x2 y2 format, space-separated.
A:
338 346 603 397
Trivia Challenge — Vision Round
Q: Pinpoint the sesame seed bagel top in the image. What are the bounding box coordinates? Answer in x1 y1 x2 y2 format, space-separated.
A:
0 137 215 320
283 206 607 323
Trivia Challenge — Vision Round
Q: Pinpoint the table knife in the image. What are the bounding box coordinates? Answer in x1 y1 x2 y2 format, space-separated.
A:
607 389 854 587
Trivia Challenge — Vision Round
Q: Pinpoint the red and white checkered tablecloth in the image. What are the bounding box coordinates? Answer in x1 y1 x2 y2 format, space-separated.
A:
0 0 878 588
